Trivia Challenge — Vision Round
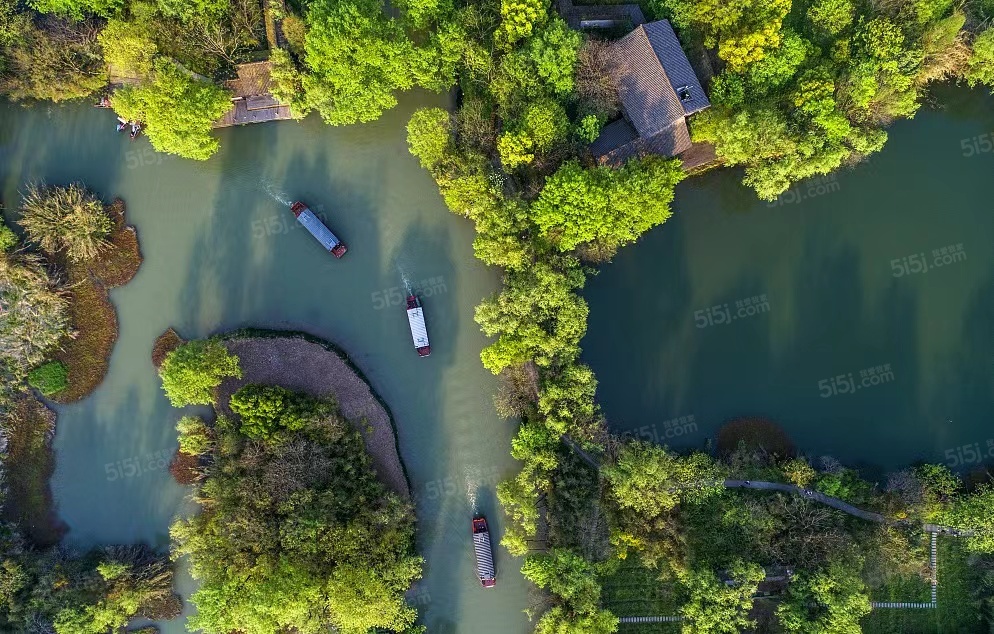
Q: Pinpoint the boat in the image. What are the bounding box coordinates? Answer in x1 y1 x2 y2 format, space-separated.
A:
116 117 128 132
472 517 496 588
290 201 347 258
129 122 142 140
406 295 430 357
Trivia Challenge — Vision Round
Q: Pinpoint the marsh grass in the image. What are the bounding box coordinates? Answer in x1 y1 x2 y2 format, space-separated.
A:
19 182 112 264
50 199 143 403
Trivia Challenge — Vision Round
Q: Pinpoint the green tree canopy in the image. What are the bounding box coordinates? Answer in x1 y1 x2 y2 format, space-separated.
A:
111 59 232 160
776 557 871 634
18 182 112 263
157 338 241 407
679 561 765 634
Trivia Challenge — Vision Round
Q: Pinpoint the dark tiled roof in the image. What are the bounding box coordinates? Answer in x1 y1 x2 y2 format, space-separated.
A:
616 25 686 139
642 20 710 116
590 118 638 158
642 120 692 157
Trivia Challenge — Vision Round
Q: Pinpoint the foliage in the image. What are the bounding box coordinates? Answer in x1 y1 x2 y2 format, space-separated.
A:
0 218 17 252
525 18 581 97
176 414 212 455
776 556 872 634
229 383 335 443
301 0 415 125
0 541 176 633
603 441 726 518
679 561 764 634
111 60 232 160
157 338 241 407
27 360 68 395
406 107 453 171
522 549 618 633
269 48 310 118
0 252 71 385
496 0 547 50
27 0 121 18
18 183 112 263
966 28 994 89
475 257 588 373
172 385 422 634
530 158 683 252
98 18 158 78
0 17 107 101
942 484 994 553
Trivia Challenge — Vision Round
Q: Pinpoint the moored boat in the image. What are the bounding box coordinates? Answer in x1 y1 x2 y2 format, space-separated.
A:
472 517 496 588
290 201 348 258
406 295 430 357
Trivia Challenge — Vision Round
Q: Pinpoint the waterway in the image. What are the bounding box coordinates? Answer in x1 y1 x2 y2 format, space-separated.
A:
583 84 994 476
0 93 531 633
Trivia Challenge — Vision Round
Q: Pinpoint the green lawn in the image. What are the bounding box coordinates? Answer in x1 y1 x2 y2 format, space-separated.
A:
861 539 983 634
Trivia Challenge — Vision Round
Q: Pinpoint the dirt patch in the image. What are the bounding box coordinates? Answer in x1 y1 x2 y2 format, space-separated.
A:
716 417 796 459
215 334 410 499
50 199 142 403
0 394 65 546
152 328 185 370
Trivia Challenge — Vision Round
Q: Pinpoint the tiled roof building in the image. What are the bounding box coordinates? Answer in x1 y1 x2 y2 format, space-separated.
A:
591 20 710 165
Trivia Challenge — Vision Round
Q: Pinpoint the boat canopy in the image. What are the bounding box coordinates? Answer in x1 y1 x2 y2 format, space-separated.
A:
296 207 343 251
407 306 429 349
473 530 495 583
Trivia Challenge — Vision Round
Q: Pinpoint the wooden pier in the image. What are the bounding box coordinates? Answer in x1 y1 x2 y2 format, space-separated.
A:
214 61 293 128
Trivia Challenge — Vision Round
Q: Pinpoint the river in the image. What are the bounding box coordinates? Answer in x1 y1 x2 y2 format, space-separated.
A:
583 84 994 476
0 93 531 633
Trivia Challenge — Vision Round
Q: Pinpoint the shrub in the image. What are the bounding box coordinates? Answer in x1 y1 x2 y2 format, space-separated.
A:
19 183 112 263
0 223 17 251
176 415 212 455
158 339 241 407
228 384 332 442
27 361 68 396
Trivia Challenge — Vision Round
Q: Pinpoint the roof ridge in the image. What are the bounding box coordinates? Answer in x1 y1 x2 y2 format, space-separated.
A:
635 24 685 127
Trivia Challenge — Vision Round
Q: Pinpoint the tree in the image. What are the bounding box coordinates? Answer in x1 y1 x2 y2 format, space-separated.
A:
158 339 241 407
269 48 310 118
475 258 588 373
406 107 453 171
111 60 232 160
603 441 725 519
522 549 618 633
18 183 112 263
176 415 212 455
302 0 415 125
776 557 871 634
679 561 764 634
0 252 71 385
1 18 107 101
525 17 582 96
966 28 994 89
27 0 121 19
530 158 684 252
228 384 336 443
172 385 422 634
98 18 158 79
496 0 548 49
942 484 994 552
534 606 618 634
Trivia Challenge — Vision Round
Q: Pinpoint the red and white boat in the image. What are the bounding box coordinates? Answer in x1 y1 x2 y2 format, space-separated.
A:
473 517 496 588
406 295 430 357
290 201 347 258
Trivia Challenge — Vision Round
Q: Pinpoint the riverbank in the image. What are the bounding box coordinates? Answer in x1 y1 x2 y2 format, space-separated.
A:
213 331 410 499
50 199 143 403
0 394 63 546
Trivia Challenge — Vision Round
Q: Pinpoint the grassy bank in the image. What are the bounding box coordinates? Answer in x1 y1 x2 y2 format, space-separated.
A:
50 199 142 403
0 394 63 546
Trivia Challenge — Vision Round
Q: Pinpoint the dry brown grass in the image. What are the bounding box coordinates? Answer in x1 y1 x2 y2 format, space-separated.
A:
0 394 65 546
152 327 185 369
168 450 201 485
49 198 142 403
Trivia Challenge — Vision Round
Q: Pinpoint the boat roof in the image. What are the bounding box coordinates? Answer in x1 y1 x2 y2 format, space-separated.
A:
473 531 495 580
407 307 429 348
295 208 341 250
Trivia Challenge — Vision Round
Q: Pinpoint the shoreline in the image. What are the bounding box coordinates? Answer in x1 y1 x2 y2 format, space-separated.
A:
213 329 411 499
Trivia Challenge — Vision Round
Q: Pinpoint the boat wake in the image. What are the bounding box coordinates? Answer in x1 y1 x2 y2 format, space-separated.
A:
262 182 292 207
